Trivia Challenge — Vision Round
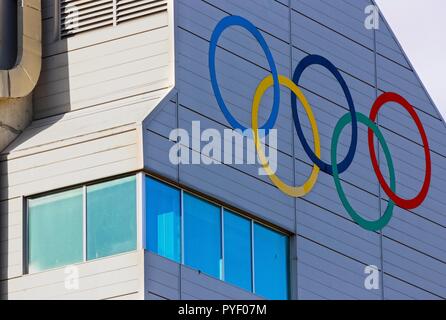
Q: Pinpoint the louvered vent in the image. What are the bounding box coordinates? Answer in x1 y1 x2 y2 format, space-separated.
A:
117 0 168 24
60 0 115 38
60 0 168 39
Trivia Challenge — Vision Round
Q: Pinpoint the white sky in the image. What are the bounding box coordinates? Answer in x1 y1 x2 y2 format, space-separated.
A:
375 0 446 120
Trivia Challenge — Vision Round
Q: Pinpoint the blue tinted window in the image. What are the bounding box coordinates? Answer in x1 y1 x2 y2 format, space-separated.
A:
146 177 181 262
224 210 252 291
184 193 222 279
254 223 288 300
87 176 136 260
28 188 83 272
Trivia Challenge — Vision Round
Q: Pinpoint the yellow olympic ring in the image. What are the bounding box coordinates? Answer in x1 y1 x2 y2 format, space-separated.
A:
252 75 321 197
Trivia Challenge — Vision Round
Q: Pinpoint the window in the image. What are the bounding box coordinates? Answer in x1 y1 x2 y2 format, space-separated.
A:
146 177 181 262
184 193 222 279
87 176 137 260
223 210 252 291
254 223 289 300
28 189 83 273
144 176 289 299
28 176 137 273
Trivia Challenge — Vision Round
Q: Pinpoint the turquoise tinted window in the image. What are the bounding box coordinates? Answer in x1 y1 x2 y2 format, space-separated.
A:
224 210 252 291
184 193 222 279
146 177 181 262
28 188 83 273
87 176 136 260
254 223 288 300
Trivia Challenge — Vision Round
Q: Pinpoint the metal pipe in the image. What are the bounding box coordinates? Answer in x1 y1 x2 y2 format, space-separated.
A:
0 0 18 70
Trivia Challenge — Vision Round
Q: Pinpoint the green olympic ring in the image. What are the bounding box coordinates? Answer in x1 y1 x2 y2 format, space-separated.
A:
331 112 396 231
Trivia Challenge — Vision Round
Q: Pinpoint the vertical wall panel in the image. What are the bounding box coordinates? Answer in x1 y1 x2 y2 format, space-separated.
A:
374 0 446 299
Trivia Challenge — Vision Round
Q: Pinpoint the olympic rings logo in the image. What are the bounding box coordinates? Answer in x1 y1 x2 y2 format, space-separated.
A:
209 16 431 231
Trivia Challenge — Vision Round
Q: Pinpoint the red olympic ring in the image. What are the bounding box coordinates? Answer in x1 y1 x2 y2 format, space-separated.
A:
368 92 432 210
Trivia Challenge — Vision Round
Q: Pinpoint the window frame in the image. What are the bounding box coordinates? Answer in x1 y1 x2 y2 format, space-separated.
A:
253 222 291 300
182 191 223 279
25 186 85 275
145 175 182 263
24 173 139 275
85 175 138 261
222 209 253 292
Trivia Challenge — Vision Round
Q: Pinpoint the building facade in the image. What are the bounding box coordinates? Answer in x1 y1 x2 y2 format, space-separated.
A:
0 0 445 300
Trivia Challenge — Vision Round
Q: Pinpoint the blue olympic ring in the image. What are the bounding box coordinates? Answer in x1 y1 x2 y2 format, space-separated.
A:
209 15 280 133
292 54 358 175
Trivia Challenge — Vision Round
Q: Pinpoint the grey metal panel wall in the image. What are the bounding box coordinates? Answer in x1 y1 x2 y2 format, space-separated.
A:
374 11 446 299
144 97 179 182
290 0 382 299
291 0 374 50
180 266 261 300
375 21 410 69
142 0 446 299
